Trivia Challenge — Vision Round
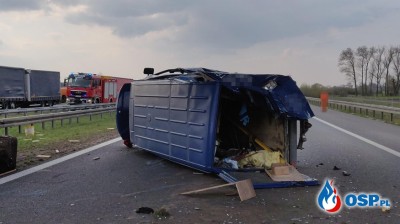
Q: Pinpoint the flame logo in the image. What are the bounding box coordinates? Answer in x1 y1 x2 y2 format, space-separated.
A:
317 180 342 213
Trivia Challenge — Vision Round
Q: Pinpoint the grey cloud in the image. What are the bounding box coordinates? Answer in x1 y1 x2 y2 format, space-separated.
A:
63 0 190 37
0 0 44 12
56 0 400 51
66 10 188 37
175 0 398 50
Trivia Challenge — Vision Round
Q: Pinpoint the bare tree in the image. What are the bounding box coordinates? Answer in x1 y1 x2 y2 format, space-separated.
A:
356 46 368 95
339 48 358 96
383 46 395 95
392 46 400 95
372 47 385 96
365 47 375 95
369 59 376 94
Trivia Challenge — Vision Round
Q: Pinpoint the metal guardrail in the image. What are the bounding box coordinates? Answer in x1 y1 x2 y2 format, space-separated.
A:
0 103 116 118
0 105 116 135
307 97 400 123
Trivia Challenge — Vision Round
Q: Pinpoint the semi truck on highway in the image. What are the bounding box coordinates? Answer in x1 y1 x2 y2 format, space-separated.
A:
61 72 132 104
0 65 60 109
116 67 317 188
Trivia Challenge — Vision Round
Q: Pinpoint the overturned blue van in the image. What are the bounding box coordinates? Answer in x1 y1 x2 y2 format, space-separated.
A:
117 68 317 188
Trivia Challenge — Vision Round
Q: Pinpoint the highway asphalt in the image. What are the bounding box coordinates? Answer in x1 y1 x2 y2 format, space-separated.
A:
0 105 399 223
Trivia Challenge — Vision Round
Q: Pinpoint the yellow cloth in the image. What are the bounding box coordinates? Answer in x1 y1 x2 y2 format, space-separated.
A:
239 151 284 169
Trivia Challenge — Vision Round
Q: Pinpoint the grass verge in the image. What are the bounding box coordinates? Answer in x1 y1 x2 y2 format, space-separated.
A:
330 96 400 108
309 101 400 125
2 111 120 171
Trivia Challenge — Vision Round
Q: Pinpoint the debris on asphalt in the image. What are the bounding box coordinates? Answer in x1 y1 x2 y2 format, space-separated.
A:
382 206 391 213
55 149 60 153
316 163 324 167
181 179 256 201
342 171 351 176
93 157 100 160
192 172 203 175
36 155 51 158
266 165 307 182
270 163 290 175
136 207 154 214
333 166 341 170
68 140 80 143
154 208 170 219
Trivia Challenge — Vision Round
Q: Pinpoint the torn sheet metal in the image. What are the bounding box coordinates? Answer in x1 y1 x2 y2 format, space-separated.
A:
146 68 314 120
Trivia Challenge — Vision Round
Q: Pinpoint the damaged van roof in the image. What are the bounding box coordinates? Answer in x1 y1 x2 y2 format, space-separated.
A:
145 68 314 120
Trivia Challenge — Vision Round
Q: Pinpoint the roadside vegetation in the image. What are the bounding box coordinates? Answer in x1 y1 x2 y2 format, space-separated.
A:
338 45 400 97
300 44 400 109
3 112 119 170
300 83 400 108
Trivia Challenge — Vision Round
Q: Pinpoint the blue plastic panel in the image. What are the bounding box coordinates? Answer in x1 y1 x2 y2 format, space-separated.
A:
132 80 220 171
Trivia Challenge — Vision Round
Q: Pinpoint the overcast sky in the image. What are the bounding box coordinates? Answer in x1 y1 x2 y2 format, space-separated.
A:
1 0 399 86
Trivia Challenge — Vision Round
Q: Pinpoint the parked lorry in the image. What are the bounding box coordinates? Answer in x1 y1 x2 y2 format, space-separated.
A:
61 72 133 104
0 65 60 109
116 67 317 188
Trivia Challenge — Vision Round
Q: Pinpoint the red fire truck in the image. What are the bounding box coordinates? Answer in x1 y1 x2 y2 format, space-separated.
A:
61 73 132 104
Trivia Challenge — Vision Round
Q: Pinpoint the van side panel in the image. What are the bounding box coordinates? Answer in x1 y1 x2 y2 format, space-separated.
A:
132 80 220 171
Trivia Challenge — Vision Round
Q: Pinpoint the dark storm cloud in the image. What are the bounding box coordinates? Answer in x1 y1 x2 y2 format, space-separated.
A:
0 0 44 11
63 0 191 37
56 0 400 50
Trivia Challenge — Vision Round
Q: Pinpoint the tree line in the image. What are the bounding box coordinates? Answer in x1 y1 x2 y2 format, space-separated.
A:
338 46 400 96
300 83 353 98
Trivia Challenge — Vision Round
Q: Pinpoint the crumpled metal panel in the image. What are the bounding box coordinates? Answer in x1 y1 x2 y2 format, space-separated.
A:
147 68 314 120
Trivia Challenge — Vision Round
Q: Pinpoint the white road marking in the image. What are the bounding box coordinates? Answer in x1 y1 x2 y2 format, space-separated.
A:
0 137 121 185
313 117 400 158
